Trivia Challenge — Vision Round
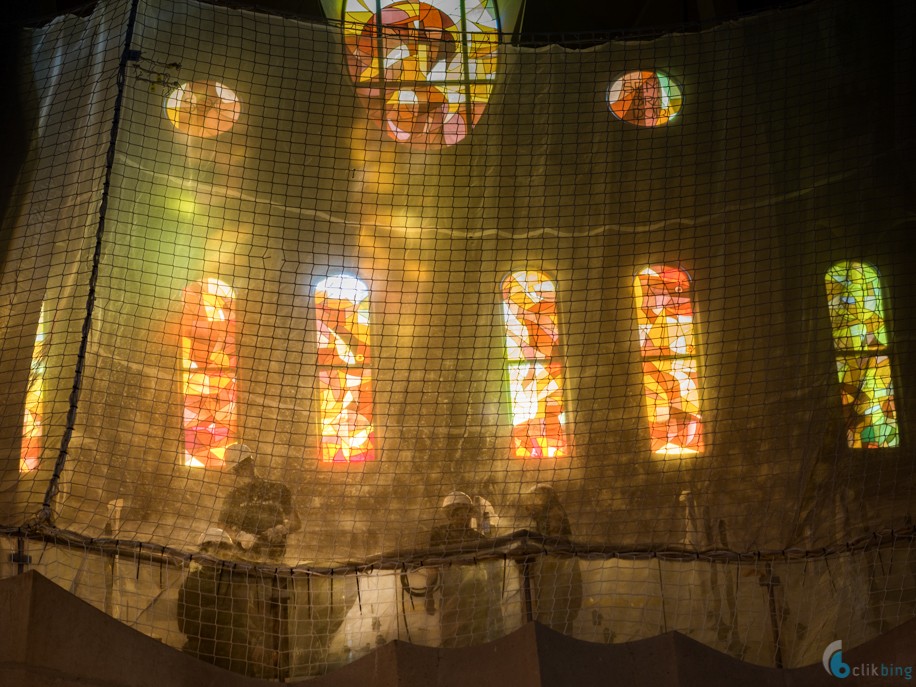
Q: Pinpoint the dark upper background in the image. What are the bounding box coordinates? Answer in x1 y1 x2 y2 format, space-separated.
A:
3 0 805 31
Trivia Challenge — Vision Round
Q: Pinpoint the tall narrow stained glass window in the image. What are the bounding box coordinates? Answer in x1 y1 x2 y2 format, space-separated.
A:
21 304 48 473
341 0 501 146
501 271 568 459
825 261 899 448
315 275 375 462
181 279 238 468
634 266 703 455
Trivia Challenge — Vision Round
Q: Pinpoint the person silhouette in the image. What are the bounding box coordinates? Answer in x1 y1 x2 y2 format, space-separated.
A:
518 484 583 634
425 491 491 647
218 443 300 560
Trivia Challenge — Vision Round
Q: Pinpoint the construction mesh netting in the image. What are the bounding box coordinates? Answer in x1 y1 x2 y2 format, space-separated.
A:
1 0 915 680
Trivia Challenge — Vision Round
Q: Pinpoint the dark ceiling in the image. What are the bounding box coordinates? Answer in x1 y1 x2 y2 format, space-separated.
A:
8 0 805 34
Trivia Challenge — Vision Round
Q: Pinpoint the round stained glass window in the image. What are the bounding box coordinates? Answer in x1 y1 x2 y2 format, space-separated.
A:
607 71 682 127
165 81 241 138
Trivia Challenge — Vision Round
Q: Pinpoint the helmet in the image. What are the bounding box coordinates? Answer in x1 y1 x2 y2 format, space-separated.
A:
441 491 473 511
525 483 554 496
224 443 255 471
524 484 555 502
197 526 234 547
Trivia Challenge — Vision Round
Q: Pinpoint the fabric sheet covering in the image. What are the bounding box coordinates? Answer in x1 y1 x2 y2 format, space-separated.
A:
0 0 914 678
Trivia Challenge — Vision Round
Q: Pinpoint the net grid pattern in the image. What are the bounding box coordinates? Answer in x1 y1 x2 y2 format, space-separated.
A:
0 0 914 679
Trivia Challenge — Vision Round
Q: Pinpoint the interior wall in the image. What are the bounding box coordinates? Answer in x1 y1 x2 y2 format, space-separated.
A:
0 0 913 565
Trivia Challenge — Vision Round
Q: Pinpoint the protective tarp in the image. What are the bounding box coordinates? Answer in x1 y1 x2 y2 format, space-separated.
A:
1 0 915 679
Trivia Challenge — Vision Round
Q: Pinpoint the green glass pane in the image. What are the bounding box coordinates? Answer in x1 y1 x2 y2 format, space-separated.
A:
825 261 888 351
836 355 898 448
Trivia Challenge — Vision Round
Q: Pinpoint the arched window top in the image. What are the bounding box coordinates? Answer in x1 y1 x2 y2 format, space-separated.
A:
165 81 241 138
634 266 695 358
501 271 559 362
315 275 371 367
607 71 683 128
184 278 236 318
635 264 692 290
186 277 235 295
825 261 888 351
316 274 370 305
502 270 557 302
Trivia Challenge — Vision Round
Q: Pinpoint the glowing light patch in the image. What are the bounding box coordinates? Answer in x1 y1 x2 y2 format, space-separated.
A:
165 81 241 138
825 261 898 448
634 266 703 455
608 71 683 127
502 271 567 459
319 274 370 305
315 276 376 462
181 279 238 468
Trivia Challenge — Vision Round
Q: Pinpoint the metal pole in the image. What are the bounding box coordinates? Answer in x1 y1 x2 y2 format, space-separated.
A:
41 0 143 524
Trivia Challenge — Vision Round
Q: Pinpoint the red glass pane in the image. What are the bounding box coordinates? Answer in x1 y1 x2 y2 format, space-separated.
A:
181 280 238 468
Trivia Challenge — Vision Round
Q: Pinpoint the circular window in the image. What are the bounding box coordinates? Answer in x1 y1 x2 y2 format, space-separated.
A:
165 81 241 138
607 71 682 127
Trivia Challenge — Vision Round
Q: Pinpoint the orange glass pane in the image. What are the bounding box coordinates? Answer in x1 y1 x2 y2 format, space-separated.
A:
165 82 241 138
634 266 702 455
502 271 560 361
181 279 238 468
502 272 567 459
634 266 695 358
319 368 375 462
315 275 376 463
343 0 499 146
21 305 48 473
608 71 683 127
641 358 702 455
508 362 567 459
825 261 888 351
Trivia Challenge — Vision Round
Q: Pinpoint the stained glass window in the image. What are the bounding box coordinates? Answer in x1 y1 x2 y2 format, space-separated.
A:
607 71 683 127
501 271 567 459
825 261 898 448
165 82 241 138
341 0 500 146
21 304 48 473
181 279 238 468
634 266 702 455
315 275 375 462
